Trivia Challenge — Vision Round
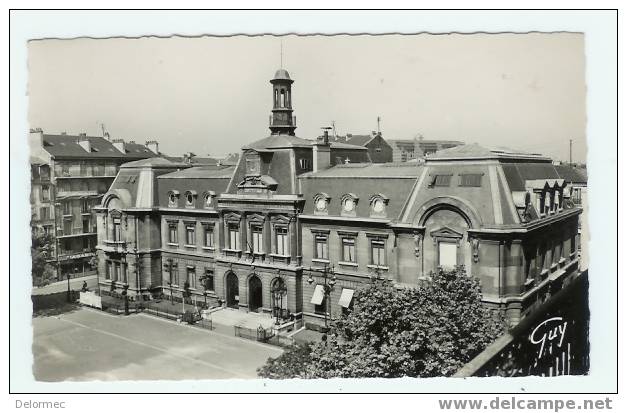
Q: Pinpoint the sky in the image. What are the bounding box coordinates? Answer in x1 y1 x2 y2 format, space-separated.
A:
27 33 587 162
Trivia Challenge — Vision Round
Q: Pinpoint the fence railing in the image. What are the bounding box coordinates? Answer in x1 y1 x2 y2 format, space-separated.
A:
234 325 275 343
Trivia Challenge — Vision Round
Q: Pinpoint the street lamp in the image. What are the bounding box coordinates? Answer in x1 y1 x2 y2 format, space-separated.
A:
164 258 174 304
121 284 129 315
307 263 336 330
271 278 287 325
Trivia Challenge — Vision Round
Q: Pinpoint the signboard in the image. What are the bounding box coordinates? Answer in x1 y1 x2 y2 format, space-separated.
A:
60 252 95 261
456 271 589 377
79 291 102 309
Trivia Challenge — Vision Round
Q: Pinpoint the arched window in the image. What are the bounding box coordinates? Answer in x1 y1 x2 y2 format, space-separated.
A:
274 89 279 107
280 90 285 107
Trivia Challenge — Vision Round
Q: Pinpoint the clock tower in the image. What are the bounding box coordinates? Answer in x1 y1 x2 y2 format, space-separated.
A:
269 68 296 135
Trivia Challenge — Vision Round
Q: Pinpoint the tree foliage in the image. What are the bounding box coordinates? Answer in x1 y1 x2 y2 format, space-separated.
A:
258 267 506 379
31 232 56 287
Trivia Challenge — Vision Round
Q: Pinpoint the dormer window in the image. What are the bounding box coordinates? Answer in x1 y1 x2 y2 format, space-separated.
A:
313 193 331 215
184 190 197 208
429 174 453 187
168 190 180 208
340 193 359 217
245 153 261 176
369 194 389 218
203 191 216 209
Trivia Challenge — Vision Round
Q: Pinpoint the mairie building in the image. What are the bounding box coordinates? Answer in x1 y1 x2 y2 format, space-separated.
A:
94 68 583 328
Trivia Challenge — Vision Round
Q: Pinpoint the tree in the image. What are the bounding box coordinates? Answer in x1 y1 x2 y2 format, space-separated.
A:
257 342 313 379
31 232 56 286
258 267 506 379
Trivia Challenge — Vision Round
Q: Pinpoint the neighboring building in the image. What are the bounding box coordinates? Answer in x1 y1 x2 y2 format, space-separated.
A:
94 68 582 331
330 132 393 163
388 138 464 162
30 156 54 237
29 130 158 279
554 164 588 269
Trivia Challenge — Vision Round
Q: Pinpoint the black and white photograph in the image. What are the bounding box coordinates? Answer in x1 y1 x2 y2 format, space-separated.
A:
8 7 619 404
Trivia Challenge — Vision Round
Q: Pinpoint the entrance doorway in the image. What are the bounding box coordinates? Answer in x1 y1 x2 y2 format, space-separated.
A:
248 275 263 312
225 272 239 308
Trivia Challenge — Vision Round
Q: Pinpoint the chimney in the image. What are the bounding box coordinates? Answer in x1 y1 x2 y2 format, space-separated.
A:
28 128 44 153
111 138 126 153
145 140 159 154
77 136 91 153
313 128 332 172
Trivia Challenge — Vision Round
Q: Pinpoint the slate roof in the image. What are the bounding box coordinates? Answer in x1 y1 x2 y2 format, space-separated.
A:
243 134 313 150
158 166 236 179
300 162 422 179
553 165 588 184
345 134 375 146
501 163 575 191
121 157 188 169
162 156 221 166
41 134 156 159
428 143 550 161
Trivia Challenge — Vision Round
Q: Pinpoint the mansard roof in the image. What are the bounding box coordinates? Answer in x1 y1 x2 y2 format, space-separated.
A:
428 143 551 162
41 134 157 159
243 134 313 150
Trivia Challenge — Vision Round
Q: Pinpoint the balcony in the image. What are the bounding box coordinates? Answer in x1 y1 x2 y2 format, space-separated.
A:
57 229 97 239
56 190 100 200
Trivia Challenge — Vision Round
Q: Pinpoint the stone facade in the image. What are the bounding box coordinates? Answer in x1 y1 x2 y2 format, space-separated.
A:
94 68 584 331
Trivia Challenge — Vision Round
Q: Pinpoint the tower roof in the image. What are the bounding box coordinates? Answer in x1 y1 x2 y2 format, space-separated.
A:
273 68 292 81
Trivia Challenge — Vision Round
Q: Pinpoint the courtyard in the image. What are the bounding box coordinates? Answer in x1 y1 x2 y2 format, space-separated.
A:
32 307 283 381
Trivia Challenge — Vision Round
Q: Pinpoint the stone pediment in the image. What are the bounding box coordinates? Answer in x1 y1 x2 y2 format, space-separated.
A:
430 226 463 240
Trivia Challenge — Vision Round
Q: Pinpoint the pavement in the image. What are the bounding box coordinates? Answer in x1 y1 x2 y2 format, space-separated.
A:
32 307 283 381
32 275 98 296
210 307 276 330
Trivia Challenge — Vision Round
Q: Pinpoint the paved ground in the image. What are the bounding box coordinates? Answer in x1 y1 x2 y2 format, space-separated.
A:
32 307 283 381
211 307 276 329
32 275 98 296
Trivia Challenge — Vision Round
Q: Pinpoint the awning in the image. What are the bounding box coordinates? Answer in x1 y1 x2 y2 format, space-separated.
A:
310 285 325 305
338 288 355 308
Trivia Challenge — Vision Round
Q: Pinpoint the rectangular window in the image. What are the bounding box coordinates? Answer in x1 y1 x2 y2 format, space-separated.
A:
314 297 327 316
168 223 178 244
40 207 50 220
371 239 386 266
61 164 70 177
105 261 111 280
276 226 288 255
185 224 195 245
113 219 121 242
438 242 457 269
122 263 128 283
81 199 90 213
63 202 71 215
82 217 90 233
41 185 50 201
114 262 121 282
204 269 215 291
315 234 328 260
342 237 356 263
430 174 452 187
228 224 240 250
459 174 483 187
203 225 214 248
172 264 179 285
63 220 72 235
187 267 196 289
251 225 263 253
